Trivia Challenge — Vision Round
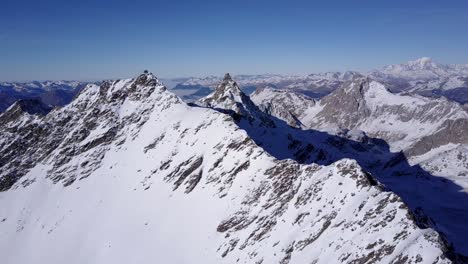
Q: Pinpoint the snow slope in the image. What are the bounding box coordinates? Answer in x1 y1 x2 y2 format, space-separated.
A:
0 72 456 263
251 77 468 258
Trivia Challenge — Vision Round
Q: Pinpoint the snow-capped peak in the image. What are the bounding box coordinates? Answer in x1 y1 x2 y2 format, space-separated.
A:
408 57 434 68
382 57 441 72
197 74 275 127
215 72 243 98
375 57 461 80
198 73 251 115
133 71 163 87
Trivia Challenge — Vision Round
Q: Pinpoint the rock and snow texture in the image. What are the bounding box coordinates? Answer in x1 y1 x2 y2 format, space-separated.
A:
252 76 468 160
0 72 459 263
250 87 317 127
198 73 259 118
252 76 468 178
253 76 468 258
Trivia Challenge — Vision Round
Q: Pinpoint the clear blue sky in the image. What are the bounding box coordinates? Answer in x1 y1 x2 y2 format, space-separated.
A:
1 0 467 81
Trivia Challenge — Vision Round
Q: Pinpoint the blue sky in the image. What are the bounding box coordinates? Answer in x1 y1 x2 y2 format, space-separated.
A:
1 0 468 81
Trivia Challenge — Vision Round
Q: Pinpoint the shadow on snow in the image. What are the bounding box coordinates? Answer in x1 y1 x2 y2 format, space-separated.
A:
190 102 468 261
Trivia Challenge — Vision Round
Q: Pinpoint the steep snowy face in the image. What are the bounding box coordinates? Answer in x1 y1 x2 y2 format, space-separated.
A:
198 73 248 112
251 87 317 127
202 76 468 259
254 77 468 155
0 72 456 263
250 77 468 256
252 77 468 175
198 73 274 126
316 79 468 153
0 72 180 191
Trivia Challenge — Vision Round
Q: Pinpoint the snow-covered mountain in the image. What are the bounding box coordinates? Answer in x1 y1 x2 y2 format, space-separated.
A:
235 75 468 258
251 87 317 128
0 80 88 112
373 57 468 80
251 76 468 175
0 72 462 263
369 57 468 103
252 77 468 259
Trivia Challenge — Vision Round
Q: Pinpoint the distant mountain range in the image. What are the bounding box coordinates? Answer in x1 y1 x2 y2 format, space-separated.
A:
1 58 467 114
0 81 88 112
170 58 468 104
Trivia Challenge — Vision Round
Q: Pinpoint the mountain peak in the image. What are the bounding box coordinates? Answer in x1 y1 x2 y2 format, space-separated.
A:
414 57 432 64
197 74 274 126
14 98 53 115
134 71 161 87
0 98 52 125
223 73 233 81
210 73 243 100
376 57 451 79
198 74 247 111
408 57 435 68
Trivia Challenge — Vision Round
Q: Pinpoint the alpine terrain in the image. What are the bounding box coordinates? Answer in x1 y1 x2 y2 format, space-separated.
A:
0 72 467 263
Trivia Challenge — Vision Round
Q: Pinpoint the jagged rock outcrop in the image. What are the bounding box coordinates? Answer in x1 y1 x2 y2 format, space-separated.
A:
198 73 274 126
198 73 258 117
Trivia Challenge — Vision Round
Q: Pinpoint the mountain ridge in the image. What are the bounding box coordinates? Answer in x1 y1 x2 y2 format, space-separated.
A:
0 72 461 263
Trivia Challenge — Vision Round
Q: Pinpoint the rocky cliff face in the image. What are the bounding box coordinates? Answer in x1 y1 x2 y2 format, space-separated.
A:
313 78 468 150
0 72 459 263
